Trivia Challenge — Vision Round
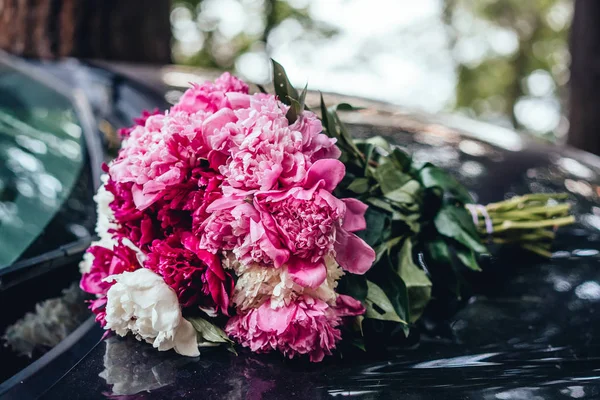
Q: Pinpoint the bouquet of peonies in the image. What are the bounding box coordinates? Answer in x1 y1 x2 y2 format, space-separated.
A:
80 62 574 362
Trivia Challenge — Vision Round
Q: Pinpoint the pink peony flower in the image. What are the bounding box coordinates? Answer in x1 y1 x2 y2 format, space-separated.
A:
109 111 211 211
118 109 161 138
225 296 342 362
145 233 233 314
202 93 340 194
197 200 253 253
209 159 375 288
172 72 249 114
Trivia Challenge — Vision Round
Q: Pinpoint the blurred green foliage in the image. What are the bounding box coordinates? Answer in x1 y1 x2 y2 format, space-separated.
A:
444 0 571 139
171 0 571 140
171 0 336 70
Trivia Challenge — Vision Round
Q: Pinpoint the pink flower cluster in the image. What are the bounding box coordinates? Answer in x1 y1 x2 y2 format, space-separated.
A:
80 72 376 361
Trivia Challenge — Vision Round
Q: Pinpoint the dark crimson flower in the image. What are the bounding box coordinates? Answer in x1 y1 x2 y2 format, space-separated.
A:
145 233 233 314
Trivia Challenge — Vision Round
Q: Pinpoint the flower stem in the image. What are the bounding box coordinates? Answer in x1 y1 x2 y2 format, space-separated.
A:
467 193 574 257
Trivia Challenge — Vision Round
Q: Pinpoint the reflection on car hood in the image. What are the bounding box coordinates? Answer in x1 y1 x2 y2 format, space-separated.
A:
41 65 600 399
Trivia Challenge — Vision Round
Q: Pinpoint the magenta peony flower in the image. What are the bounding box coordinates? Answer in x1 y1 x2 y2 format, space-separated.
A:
172 72 249 114
80 240 142 296
90 297 108 327
202 93 340 194
103 175 155 250
145 233 233 314
225 296 342 362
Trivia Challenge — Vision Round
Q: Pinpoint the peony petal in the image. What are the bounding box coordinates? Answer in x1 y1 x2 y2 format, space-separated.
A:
250 219 289 268
174 318 201 357
334 294 365 317
206 194 245 212
341 198 368 232
334 229 376 275
256 300 296 335
80 271 105 294
287 257 327 288
225 92 251 109
303 159 345 192
132 184 161 210
205 268 230 315
202 108 237 137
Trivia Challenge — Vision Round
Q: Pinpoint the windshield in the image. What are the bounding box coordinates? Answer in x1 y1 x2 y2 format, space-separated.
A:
0 65 85 267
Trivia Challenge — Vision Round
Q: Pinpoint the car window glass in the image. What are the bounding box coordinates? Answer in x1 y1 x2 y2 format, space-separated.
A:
0 65 85 267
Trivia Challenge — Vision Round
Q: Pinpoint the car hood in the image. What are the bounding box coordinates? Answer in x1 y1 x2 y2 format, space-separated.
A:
41 64 600 399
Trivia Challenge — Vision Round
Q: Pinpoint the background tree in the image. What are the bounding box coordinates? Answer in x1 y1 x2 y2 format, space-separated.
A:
0 0 171 63
568 0 600 155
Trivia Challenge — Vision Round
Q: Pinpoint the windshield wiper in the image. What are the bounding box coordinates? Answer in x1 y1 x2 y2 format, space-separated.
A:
0 237 92 292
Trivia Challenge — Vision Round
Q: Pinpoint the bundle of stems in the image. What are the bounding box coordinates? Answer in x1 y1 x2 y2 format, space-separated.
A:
469 193 575 257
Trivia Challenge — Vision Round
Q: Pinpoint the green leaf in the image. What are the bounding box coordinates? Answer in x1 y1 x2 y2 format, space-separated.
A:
330 109 364 161
355 206 392 247
366 197 396 213
320 92 331 134
426 238 465 297
362 135 391 153
286 84 308 124
374 162 413 194
347 177 370 194
390 148 412 171
271 59 299 106
427 238 452 265
364 280 407 325
419 164 473 204
452 205 482 239
367 254 410 333
434 205 487 254
337 274 368 302
372 236 404 264
455 246 482 271
353 315 364 336
359 143 375 174
187 317 234 348
256 84 268 94
384 180 420 204
349 336 366 351
396 239 432 322
298 83 308 109
335 103 364 111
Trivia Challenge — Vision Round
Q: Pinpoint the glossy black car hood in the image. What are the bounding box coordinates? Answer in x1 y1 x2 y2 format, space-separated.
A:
39 66 600 400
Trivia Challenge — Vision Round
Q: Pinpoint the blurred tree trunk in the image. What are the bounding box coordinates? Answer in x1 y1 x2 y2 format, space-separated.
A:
0 0 171 63
568 0 600 154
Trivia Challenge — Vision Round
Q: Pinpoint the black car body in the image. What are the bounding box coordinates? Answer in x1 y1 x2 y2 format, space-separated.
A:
1 51 600 399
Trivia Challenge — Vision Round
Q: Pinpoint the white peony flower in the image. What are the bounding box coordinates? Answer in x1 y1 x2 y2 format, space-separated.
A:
231 254 344 311
94 174 118 238
79 175 120 274
103 269 199 357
